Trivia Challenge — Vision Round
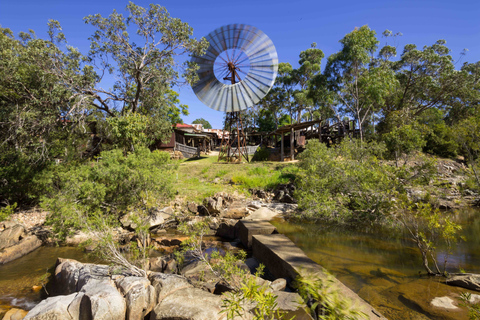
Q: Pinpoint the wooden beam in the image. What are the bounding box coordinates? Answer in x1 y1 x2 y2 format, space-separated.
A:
281 132 284 162
290 127 294 161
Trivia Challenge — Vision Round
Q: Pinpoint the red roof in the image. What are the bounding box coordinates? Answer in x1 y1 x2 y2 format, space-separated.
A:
175 123 194 128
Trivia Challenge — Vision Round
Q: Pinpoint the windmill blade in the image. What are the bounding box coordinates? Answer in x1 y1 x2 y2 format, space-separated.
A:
191 24 278 113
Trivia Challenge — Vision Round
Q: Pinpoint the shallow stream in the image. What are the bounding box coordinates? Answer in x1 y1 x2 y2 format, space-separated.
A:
272 208 480 319
0 246 98 316
1 209 479 319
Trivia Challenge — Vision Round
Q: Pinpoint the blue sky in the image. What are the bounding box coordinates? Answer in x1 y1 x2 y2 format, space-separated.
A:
1 0 479 128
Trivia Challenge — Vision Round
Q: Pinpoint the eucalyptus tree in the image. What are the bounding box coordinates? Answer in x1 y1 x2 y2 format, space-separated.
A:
0 26 91 204
383 40 469 121
192 118 212 129
324 25 397 141
291 43 324 123
81 2 208 118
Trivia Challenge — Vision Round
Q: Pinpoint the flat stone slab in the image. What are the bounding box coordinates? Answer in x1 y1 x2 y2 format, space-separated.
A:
252 233 386 320
238 220 277 249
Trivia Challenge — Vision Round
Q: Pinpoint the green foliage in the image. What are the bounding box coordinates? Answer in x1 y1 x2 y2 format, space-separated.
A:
383 122 426 165
42 147 176 240
418 109 458 158
192 118 212 129
459 292 480 320
393 201 463 275
231 167 292 191
179 221 285 320
219 262 286 320
293 272 367 319
0 203 17 222
296 139 398 223
455 114 480 191
82 2 208 117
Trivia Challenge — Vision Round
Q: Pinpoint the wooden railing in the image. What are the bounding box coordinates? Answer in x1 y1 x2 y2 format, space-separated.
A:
175 142 200 158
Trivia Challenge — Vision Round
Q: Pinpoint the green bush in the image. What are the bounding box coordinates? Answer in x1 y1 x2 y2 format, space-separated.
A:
295 139 399 223
0 151 49 206
42 146 177 239
382 123 426 166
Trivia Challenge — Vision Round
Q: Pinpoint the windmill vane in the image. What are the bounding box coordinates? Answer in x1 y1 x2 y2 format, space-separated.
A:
191 24 278 113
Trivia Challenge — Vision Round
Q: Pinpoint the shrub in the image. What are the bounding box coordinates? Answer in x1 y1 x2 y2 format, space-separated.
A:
41 146 177 275
295 139 399 223
382 123 426 166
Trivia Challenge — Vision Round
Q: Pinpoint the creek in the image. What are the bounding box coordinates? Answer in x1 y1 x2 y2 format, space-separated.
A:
1 209 479 319
0 246 98 316
272 208 480 319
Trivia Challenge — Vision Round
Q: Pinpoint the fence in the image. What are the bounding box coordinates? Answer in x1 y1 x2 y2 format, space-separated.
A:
175 142 200 158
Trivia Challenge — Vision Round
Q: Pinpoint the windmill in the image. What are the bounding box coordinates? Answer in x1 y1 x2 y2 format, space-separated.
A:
191 24 278 162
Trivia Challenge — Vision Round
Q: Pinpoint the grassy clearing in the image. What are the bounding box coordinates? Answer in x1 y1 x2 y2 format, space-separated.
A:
173 155 298 203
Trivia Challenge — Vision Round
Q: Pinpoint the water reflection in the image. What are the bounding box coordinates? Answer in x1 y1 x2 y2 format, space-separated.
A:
272 208 480 320
0 246 99 312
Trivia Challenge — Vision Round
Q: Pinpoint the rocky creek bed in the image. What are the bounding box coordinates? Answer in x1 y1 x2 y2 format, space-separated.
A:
1 177 480 320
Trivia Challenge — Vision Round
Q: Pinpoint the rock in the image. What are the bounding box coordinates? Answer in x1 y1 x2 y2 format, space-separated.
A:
80 279 126 320
54 258 84 295
116 277 155 320
245 257 260 274
65 231 92 246
0 235 42 264
430 296 458 309
76 264 112 290
214 219 238 240
0 224 25 250
266 203 298 215
246 201 264 211
150 287 225 320
273 291 304 311
3 308 28 320
149 256 166 272
204 197 220 216
24 292 83 320
270 278 287 292
222 200 249 219
120 213 138 230
1 220 18 229
197 205 210 216
446 274 480 291
182 260 209 277
187 202 198 214
245 207 278 221
146 212 165 229
148 273 193 304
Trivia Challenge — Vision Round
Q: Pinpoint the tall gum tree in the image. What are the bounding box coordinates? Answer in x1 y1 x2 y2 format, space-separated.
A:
324 25 397 141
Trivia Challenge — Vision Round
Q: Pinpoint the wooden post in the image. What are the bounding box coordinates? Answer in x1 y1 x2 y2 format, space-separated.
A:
281 132 284 162
290 127 294 161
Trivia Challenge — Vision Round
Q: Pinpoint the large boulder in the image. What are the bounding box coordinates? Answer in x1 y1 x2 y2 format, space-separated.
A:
149 287 225 320
148 273 193 304
116 276 155 320
0 224 25 249
0 235 42 264
2 308 28 320
244 207 278 221
221 201 249 219
79 279 126 320
23 292 84 320
54 258 84 295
